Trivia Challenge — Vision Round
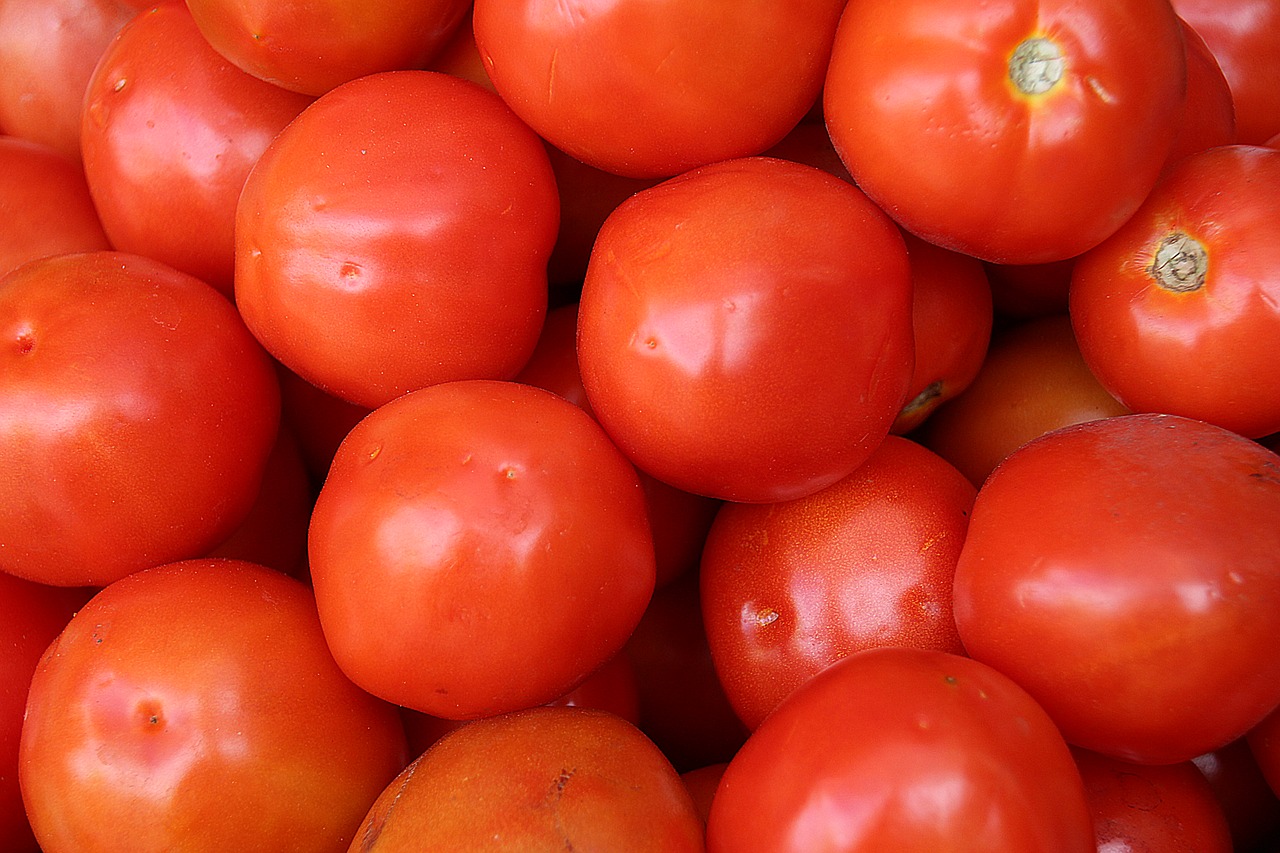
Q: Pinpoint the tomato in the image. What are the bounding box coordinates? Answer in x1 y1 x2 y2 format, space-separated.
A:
472 0 847 179
0 0 133 159
276 365 371 489
680 762 727 827
308 379 655 720
578 156 914 504
1250 706 1280 800
184 0 471 96
0 136 110 278
984 257 1074 320
81 1 313 297
953 413 1280 764
235 70 558 409
700 435 974 731
1194 738 1280 850
1167 17 1238 166
824 0 1187 264
0 251 279 587
19 559 408 853
350 706 704 852
1071 144 1280 439
706 647 1095 852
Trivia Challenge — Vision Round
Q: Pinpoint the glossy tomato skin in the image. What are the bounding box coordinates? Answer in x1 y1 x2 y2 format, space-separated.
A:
1167 17 1237 167
19 559 409 853
0 252 280 587
308 380 656 720
472 0 847 179
350 707 704 852
700 435 975 730
825 0 1187 264
706 647 1095 852
953 413 1280 764
81 1 313 296
1071 145 1280 439
235 70 558 409
578 156 914 504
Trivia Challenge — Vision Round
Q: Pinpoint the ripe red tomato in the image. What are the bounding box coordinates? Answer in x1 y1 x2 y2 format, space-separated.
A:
1250 706 1280 800
472 0 847 179
1071 144 1280 439
1195 738 1280 851
81 1 313 296
0 251 280 587
1167 17 1238 166
19 559 409 853
308 380 655 720
954 413 1280 764
578 156 914 504
235 70 558 409
700 435 974 730
350 706 704 852
706 647 1095 852
825 0 1188 264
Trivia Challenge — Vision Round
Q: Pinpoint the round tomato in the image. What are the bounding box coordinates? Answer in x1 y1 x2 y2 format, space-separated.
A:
0 251 280 587
706 647 1095 852
472 0 847 179
824 0 1187 264
953 413 1280 764
1070 144 1280 439
577 156 914 504
1166 16 1238 166
19 558 409 853
308 379 655 720
235 70 558 409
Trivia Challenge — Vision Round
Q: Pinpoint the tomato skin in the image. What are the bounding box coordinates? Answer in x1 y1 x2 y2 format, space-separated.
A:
825 0 1187 264
706 647 1095 852
1167 17 1237 167
700 435 975 730
953 413 1280 764
578 156 914 504
19 559 409 853
308 380 655 720
1250 706 1280 800
0 251 280 587
1071 144 1280 439
1193 738 1280 851
235 70 558 409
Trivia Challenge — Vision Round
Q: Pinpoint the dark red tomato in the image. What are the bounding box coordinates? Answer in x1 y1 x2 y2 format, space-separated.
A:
706 647 1095 852
825 0 1187 264
184 0 471 96
680 763 728 827
235 70 558 409
0 0 133 159
1194 739 1280 850
0 136 110 278
1250 706 1280 800
1074 748 1233 852
0 573 92 853
578 156 914 504
701 435 975 731
914 314 1128 488
1071 145 1280 439
954 413 1280 764
1171 0 1280 144
276 364 371 489
350 706 703 852
81 1 313 297
308 380 655 720
472 0 847 179
763 120 854 183
1166 17 1237 167
0 252 279 587
984 257 1074 320
19 559 409 853
892 233 994 434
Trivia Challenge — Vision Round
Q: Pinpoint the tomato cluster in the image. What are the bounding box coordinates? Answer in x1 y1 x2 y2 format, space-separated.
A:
3 0 1280 850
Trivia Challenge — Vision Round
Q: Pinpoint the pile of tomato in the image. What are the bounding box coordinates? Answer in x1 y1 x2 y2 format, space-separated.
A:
3 0 1280 850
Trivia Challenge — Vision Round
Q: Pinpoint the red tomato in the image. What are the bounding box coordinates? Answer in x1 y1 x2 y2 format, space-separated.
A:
184 0 471 96
19 559 409 853
81 1 313 296
954 413 1280 764
984 257 1074 320
680 763 728 827
824 0 1187 264
235 70 558 409
350 706 704 852
472 0 847 179
578 156 914 504
276 364 371 488
1167 17 1238 167
0 136 110 278
1250 706 1280 800
0 252 279 587
1193 738 1280 850
700 435 975 730
1071 144 1280 439
706 647 1095 852
308 380 655 720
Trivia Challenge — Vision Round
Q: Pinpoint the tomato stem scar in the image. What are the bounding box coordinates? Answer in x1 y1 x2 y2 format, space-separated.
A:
1009 37 1065 95
1149 232 1208 293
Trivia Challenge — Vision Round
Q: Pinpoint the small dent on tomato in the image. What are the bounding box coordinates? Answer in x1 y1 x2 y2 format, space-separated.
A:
13 329 34 356
753 606 780 628
365 441 383 463
1148 232 1208 293
1008 37 1065 97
